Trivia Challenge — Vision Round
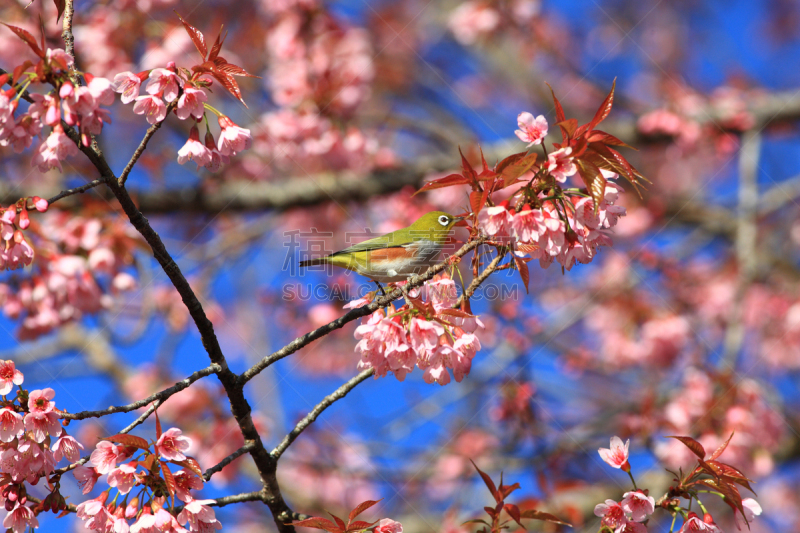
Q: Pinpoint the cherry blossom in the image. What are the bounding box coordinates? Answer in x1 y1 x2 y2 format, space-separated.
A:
599 436 631 471
113 71 145 103
734 498 762 529
146 67 183 102
478 205 512 237
217 115 252 156
73 465 100 494
177 126 213 168
90 441 126 474
0 407 23 442
594 499 628 529
621 490 655 522
133 94 167 124
52 434 84 462
156 427 192 461
0 360 23 395
176 87 208 120
514 112 548 146
680 512 721 532
107 462 138 494
547 146 577 182
177 499 222 531
448 1 501 44
31 125 79 172
375 518 404 533
3 503 38 533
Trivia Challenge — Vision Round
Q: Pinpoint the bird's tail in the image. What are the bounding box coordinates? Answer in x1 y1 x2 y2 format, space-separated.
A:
299 257 328 268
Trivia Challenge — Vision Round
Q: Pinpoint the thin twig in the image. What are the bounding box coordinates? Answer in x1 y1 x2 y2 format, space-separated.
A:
60 364 220 420
204 441 256 481
271 368 374 459
239 238 487 384
47 179 105 205
118 101 177 186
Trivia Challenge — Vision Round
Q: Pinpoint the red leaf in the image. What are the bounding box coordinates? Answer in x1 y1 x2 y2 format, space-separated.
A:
504 504 525 529
483 506 498 519
208 27 227 61
213 61 259 78
12 61 33 84
459 147 478 185
54 0 66 21
329 513 346 532
479 147 490 174
470 460 498 502
104 434 149 450
415 173 471 195
499 482 521 500
211 71 247 107
585 130 634 149
2 24 44 58
175 13 208 59
291 517 341 532
575 159 607 213
437 309 476 318
519 509 572 527
160 461 176 510
708 433 734 461
142 453 157 471
667 436 705 459
155 410 162 440
555 119 578 138
171 456 204 478
346 521 378 532
495 151 527 174
347 499 381 523
514 255 529 294
500 152 538 188
582 78 616 134
546 82 566 123
706 460 756 495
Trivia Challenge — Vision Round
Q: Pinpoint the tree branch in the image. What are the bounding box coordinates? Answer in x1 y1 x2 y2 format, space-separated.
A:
60 364 220 420
203 441 256 481
271 368 374 459
118 102 177 186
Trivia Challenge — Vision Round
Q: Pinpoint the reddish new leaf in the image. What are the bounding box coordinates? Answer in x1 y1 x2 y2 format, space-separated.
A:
346 521 378 532
171 456 204 478
208 28 227 61
329 514 346 532
12 61 33 84
213 61 259 78
586 130 633 149
416 174 472 195
160 461 176 510
2 24 44 58
580 78 616 135
708 433 734 461
175 13 208 59
290 517 341 532
495 151 527 174
155 409 163 440
471 460 498 502
54 0 66 21
667 436 706 459
484 506 498 519
575 159 607 212
347 499 382 523
504 503 525 529
211 71 247 108
519 509 572 527
104 434 149 450
499 152 538 188
142 453 157 471
514 255 530 294
706 460 756 495
546 82 566 124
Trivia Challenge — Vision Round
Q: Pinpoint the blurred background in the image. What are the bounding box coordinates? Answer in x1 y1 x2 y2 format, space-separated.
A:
1 0 799 531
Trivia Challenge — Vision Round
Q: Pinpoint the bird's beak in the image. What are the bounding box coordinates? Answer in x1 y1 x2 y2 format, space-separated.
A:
453 214 470 227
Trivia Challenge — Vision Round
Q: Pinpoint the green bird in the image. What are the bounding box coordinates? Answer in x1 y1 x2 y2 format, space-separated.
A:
298 211 465 286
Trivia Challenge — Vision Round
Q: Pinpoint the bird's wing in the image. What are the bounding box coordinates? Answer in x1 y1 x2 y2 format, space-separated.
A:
329 230 409 256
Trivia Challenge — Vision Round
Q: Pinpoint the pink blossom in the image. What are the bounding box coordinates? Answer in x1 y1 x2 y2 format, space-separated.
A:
0 407 23 442
621 491 655 522
734 498 762 529
594 499 627 529
453 331 481 360
679 513 721 532
28 387 56 413
539 208 566 257
146 68 183 102
515 112 548 146
46 48 74 70
32 197 48 212
31 125 78 172
203 130 227 172
177 126 213 169
408 317 443 357
547 146 577 182
73 465 100 494
217 115 252 156
3 503 39 533
427 276 457 311
2 113 42 153
130 509 156 533
156 427 192 461
113 71 143 104
617 523 648 533
0 359 23 395
176 87 207 120
107 462 138 494
76 491 108 520
28 93 60 126
448 1 500 44
177 499 222 531
52 434 84 462
375 518 403 533
87 74 115 106
511 206 544 243
598 436 630 470
90 441 125 474
174 469 204 502
133 94 167 124
343 296 371 309
61 85 97 119
477 205 512 236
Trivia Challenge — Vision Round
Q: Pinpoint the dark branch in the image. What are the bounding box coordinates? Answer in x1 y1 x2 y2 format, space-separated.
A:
271 368 374 459
204 441 256 481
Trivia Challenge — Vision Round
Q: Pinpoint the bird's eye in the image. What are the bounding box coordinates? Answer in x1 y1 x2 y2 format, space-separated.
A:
438 215 449 226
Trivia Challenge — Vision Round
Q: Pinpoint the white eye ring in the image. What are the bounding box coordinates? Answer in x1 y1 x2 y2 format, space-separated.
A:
438 215 449 226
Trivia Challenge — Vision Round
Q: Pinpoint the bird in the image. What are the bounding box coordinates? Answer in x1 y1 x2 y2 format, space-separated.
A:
298 211 465 291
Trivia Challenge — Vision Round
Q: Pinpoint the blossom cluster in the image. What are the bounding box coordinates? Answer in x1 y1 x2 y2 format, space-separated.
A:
350 274 483 386
73 427 220 533
0 360 83 532
113 65 252 171
0 213 139 340
0 197 48 272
